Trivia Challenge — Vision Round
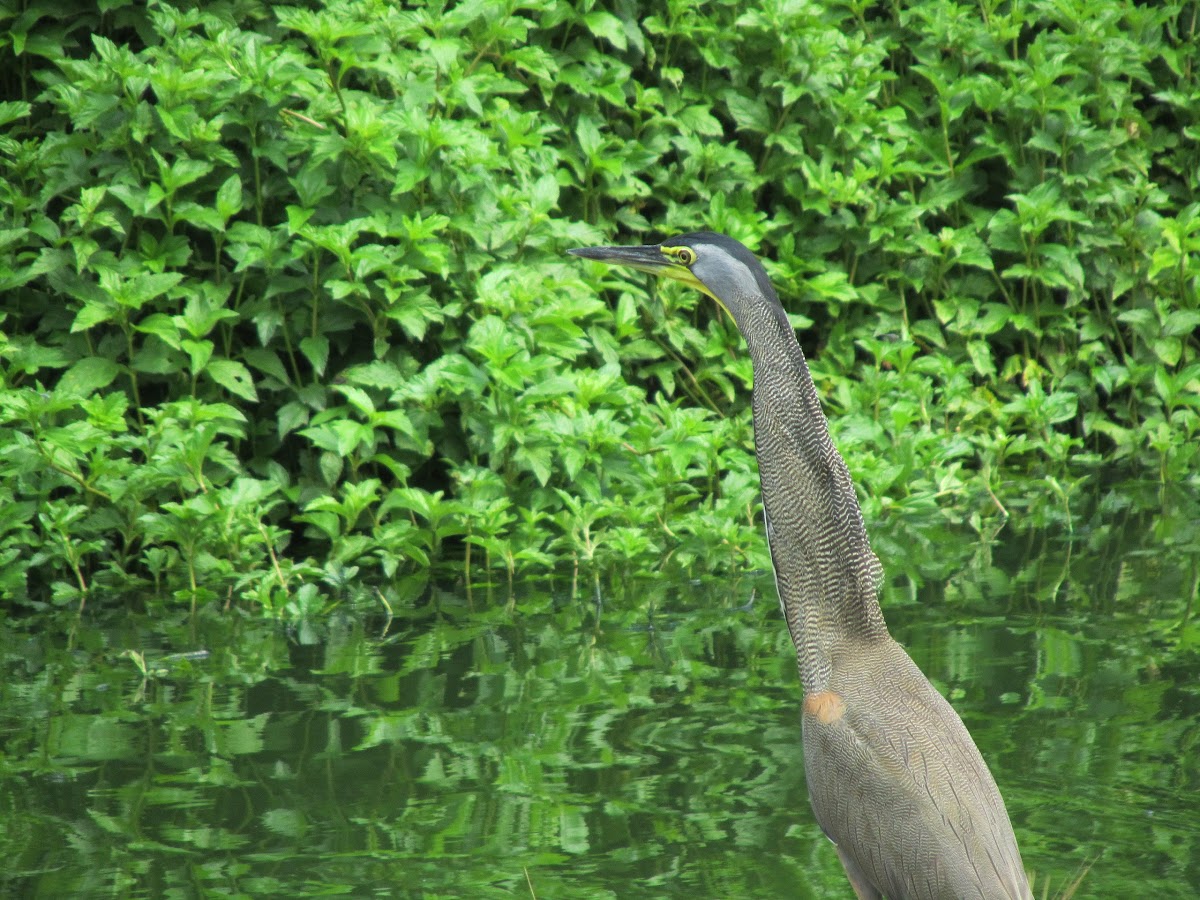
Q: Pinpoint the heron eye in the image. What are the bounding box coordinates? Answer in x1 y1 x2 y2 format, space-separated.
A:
676 247 696 265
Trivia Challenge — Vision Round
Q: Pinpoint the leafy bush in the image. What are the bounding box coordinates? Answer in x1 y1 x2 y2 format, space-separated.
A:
0 0 1196 614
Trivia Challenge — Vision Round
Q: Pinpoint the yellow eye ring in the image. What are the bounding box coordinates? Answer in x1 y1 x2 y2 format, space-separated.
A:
675 247 696 265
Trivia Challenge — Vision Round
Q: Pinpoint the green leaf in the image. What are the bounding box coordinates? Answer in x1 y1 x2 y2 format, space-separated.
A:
153 148 214 195
135 313 182 349
206 359 258 402
1152 337 1182 366
373 409 414 433
300 336 329 376
57 357 121 397
71 299 118 332
182 338 214 375
216 174 244 220
577 117 602 161
319 451 343 486
334 384 375 416
346 360 406 390
1117 308 1155 327
131 339 180 375
973 304 1010 336
0 101 32 128
1163 310 1200 337
722 92 770 133
244 348 291 385
1038 243 1084 290
678 104 724 137
277 402 310 439
583 11 627 50
112 271 184 309
967 340 996 377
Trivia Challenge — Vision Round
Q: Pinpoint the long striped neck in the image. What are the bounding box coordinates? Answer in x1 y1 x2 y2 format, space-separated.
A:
734 296 889 693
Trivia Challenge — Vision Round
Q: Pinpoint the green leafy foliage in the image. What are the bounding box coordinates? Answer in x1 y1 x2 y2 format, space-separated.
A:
0 0 1197 613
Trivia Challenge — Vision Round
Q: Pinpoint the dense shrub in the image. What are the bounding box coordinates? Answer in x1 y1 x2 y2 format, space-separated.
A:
0 0 1196 613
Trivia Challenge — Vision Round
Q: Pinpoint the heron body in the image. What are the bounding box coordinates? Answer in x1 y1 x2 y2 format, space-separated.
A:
570 233 1031 900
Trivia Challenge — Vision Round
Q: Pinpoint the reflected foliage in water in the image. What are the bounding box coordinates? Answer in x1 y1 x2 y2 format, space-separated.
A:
1 493 1198 898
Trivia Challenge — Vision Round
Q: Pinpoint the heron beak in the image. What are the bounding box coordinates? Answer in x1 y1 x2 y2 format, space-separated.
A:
567 244 714 299
568 244 675 275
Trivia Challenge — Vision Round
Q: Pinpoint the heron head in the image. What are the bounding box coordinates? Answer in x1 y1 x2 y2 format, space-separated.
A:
568 231 780 323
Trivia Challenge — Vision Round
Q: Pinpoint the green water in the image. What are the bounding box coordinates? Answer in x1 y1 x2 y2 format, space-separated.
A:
2 512 1198 898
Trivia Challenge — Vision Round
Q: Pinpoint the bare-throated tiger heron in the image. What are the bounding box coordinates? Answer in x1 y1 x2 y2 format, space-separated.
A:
569 233 1032 900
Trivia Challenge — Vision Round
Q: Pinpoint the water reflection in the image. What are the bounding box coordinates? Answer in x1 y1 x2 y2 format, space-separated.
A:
1 506 1198 897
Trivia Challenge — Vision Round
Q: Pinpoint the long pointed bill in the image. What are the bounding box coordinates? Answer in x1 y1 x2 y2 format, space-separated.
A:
567 244 676 275
567 243 715 300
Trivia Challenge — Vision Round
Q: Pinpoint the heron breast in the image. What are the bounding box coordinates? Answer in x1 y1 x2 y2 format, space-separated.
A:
803 690 846 725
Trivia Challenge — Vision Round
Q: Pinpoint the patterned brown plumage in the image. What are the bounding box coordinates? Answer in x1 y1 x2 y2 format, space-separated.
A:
569 233 1032 899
